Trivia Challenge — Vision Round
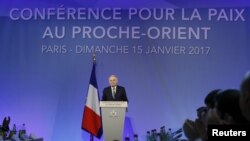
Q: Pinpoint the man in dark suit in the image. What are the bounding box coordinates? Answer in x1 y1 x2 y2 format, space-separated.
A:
102 75 128 101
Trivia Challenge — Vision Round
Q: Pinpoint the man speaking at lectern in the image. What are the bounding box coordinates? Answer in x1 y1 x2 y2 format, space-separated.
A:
102 75 128 102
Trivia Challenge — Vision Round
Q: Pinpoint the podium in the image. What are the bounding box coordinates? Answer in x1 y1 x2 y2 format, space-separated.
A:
100 101 128 141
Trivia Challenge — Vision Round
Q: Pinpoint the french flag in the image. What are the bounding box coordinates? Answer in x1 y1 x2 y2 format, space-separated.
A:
82 63 102 138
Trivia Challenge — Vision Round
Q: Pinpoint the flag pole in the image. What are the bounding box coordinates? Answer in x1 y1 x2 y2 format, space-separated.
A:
90 134 94 141
90 53 96 141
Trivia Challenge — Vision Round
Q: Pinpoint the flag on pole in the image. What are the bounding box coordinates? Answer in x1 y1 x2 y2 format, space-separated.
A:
82 62 102 138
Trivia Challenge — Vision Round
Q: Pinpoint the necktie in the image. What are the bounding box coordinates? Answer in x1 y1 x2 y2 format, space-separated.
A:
112 87 116 99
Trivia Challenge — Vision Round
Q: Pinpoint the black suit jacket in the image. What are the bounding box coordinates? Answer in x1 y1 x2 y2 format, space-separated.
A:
102 85 128 101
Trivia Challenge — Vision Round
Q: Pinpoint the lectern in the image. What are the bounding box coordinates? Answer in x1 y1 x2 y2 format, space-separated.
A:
100 101 128 141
